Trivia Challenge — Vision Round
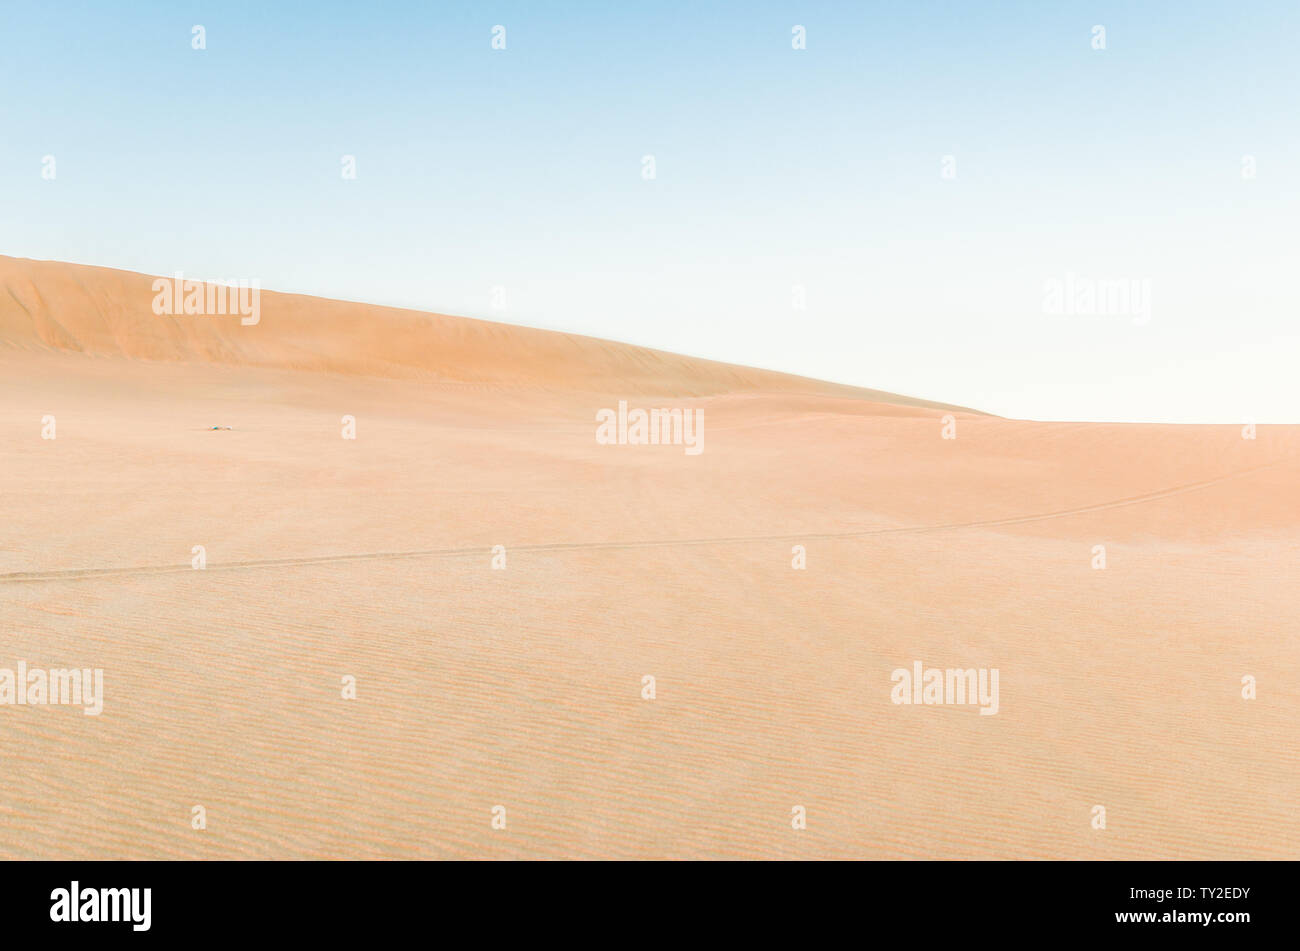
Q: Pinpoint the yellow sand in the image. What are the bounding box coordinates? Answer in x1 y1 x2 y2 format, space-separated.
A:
1 255 1296 858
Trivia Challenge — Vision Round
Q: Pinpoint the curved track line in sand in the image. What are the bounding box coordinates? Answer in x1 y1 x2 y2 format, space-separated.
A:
0 459 1285 584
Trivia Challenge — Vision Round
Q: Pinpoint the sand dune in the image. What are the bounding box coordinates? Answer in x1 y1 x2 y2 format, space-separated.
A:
1 257 1296 859
0 255 973 407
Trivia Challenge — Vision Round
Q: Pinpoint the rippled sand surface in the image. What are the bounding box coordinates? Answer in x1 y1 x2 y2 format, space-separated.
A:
2 258 1297 859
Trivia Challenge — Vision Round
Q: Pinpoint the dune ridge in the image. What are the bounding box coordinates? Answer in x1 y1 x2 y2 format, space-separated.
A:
0 255 978 409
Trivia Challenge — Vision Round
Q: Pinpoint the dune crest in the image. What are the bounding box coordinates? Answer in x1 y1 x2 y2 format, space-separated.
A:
0 255 975 408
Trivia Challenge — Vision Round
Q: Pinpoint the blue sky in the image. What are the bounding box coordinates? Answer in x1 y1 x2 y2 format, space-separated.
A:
3 1 1297 421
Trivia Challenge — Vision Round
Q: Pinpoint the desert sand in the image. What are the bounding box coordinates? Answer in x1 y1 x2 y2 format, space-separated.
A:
1 254 1296 859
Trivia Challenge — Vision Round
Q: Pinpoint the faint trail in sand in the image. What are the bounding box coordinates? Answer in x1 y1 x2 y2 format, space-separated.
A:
1 460 1281 584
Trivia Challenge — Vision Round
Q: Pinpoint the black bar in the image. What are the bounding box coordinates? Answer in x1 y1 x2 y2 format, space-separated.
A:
0 860 1286 940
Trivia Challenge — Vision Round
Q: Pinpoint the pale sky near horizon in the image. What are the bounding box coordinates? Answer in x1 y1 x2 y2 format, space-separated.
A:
2 1 1297 422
